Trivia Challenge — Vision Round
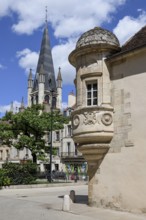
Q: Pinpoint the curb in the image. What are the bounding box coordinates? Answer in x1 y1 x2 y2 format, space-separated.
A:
2 181 87 190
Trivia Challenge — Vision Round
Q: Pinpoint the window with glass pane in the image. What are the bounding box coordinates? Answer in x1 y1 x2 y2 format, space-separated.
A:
56 131 60 141
86 81 98 106
68 125 72 137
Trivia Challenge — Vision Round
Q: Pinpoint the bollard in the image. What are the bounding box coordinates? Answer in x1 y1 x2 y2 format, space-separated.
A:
62 195 70 211
70 190 75 203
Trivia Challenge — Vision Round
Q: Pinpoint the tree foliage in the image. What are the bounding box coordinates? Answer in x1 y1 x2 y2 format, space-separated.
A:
0 104 69 163
2 162 37 185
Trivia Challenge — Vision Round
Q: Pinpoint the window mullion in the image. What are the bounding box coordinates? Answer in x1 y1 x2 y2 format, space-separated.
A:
91 84 93 105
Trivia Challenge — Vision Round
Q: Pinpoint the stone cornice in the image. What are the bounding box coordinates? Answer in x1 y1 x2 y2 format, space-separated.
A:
69 44 120 67
106 44 146 64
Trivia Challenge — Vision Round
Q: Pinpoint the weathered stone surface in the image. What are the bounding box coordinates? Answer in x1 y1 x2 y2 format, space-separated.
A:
69 25 146 213
76 27 120 49
69 27 115 208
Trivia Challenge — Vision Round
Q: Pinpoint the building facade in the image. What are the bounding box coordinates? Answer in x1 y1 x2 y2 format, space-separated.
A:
69 26 146 212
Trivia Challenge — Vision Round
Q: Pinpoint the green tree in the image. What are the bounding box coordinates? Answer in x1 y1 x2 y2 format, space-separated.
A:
0 104 69 163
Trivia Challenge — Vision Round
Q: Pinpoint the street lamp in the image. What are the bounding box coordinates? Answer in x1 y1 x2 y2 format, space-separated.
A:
48 89 55 183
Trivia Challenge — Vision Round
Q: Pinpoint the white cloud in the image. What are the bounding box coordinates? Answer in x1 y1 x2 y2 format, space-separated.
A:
16 48 39 74
61 102 68 110
52 39 76 84
0 101 21 115
4 0 128 85
113 11 146 45
52 0 126 38
0 104 10 114
0 64 5 69
0 0 126 36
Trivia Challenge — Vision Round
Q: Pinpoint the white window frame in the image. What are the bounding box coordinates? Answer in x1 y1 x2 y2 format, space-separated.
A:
86 81 98 106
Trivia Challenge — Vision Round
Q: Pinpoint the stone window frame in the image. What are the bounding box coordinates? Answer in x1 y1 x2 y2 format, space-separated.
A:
67 125 72 137
81 72 102 107
86 81 98 106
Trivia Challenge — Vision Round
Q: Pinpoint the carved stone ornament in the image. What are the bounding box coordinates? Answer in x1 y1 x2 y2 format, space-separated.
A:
73 115 80 128
101 113 113 126
83 111 97 125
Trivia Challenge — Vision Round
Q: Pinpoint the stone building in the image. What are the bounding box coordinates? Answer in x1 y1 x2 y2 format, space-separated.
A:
69 26 146 212
0 99 32 168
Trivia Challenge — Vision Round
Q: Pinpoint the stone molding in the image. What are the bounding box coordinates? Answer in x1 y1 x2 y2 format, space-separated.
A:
101 112 113 126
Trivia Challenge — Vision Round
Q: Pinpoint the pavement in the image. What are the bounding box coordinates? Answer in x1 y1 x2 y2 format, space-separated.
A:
0 183 146 220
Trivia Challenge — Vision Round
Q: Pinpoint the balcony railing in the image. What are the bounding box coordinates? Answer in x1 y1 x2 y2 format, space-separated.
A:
61 152 82 158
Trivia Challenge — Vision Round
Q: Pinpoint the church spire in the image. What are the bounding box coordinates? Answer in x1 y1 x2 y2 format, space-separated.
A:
56 67 62 110
32 15 56 93
57 67 62 88
28 68 33 88
19 97 25 112
21 97 24 108
45 6 48 27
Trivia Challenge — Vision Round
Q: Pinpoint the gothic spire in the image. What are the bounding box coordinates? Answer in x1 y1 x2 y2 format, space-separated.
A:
57 67 62 81
21 97 24 108
32 22 56 92
45 6 48 27
19 97 25 112
57 67 62 88
28 68 33 88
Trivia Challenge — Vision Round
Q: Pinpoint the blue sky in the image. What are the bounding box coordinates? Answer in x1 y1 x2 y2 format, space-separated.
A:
0 0 146 116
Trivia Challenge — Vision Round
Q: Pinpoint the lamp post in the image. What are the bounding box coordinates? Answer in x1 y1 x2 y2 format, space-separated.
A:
49 89 54 183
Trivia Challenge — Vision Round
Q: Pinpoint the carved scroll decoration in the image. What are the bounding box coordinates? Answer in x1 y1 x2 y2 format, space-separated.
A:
83 111 99 125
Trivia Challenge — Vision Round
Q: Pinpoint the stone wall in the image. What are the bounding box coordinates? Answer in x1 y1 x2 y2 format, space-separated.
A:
93 51 146 213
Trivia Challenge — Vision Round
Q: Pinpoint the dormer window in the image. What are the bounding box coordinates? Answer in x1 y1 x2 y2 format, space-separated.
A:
86 81 98 106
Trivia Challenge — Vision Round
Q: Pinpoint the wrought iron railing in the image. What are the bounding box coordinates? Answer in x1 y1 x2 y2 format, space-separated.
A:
61 152 83 157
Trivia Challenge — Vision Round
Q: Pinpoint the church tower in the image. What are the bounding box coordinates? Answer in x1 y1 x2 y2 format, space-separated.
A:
27 68 33 107
27 21 60 110
19 97 25 112
56 67 62 110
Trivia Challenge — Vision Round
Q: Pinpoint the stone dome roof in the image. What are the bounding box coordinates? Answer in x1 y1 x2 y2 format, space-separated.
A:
76 27 120 49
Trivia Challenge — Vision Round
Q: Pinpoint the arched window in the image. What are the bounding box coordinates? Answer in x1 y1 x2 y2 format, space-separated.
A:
36 95 38 104
52 97 56 108
49 79 52 88
31 97 34 105
45 95 49 104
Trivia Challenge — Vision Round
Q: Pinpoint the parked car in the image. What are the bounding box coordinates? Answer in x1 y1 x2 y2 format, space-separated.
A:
47 171 67 181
